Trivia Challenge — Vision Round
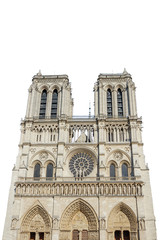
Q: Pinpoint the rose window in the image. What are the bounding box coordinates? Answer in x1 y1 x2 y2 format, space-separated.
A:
69 152 94 177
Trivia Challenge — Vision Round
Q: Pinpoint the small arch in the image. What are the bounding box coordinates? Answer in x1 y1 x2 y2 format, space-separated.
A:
66 147 98 163
50 84 61 92
104 84 114 92
38 84 50 92
30 150 56 166
115 83 125 91
106 149 131 165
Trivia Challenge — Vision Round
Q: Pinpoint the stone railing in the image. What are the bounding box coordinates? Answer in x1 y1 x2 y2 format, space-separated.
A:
17 176 140 182
15 181 143 197
69 123 95 143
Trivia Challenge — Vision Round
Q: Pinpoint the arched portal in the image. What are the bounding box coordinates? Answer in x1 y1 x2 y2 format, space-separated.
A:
20 205 51 240
60 199 98 240
107 202 137 240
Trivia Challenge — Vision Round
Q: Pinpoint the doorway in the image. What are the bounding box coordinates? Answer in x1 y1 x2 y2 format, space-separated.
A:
72 229 88 240
30 232 35 240
73 230 79 240
115 230 121 240
30 232 44 240
123 231 130 240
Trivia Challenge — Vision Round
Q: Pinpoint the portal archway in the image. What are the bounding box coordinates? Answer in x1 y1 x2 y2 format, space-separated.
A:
20 204 51 240
107 202 137 240
60 199 98 240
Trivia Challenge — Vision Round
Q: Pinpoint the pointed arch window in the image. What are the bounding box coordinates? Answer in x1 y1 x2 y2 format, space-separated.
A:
117 88 123 117
39 89 47 119
34 163 40 180
110 163 116 179
122 163 128 179
107 89 112 117
51 89 58 118
46 163 53 180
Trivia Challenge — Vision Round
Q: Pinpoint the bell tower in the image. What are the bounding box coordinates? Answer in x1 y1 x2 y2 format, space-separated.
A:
94 69 137 118
26 71 73 119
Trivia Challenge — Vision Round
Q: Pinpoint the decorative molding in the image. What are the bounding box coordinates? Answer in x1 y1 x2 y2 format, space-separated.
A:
30 148 36 154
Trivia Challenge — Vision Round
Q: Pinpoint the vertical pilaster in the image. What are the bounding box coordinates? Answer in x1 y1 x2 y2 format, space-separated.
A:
128 82 134 117
25 88 32 118
124 88 129 117
99 82 103 116
113 88 118 118
46 90 52 117
94 83 98 117
29 86 36 118
58 89 61 117
132 85 137 117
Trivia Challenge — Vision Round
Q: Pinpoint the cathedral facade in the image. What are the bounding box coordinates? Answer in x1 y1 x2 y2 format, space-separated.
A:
3 70 157 240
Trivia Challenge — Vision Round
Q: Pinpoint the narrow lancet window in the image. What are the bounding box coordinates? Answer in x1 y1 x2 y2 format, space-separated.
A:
46 163 53 180
107 89 112 117
51 89 58 118
122 163 128 178
34 163 40 180
117 88 123 117
110 163 116 179
39 89 47 119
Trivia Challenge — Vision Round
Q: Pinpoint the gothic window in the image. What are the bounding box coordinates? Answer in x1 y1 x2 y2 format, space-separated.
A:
110 163 116 179
51 89 58 118
39 89 47 119
69 152 94 177
117 88 123 117
46 163 53 179
122 163 128 179
107 89 112 117
34 163 40 180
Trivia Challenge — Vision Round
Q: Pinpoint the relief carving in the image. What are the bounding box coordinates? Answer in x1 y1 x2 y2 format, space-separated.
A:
11 218 18 229
30 148 36 154
114 151 123 161
100 218 106 229
106 147 112 152
39 152 48 161
139 218 145 230
30 214 45 232
53 218 59 229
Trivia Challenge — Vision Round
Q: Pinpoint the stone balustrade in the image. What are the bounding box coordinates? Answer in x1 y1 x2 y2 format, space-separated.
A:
69 123 94 143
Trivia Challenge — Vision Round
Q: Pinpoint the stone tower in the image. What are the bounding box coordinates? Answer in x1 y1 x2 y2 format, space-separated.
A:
3 70 157 240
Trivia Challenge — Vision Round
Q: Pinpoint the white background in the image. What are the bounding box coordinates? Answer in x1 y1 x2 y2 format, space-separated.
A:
0 0 159 238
